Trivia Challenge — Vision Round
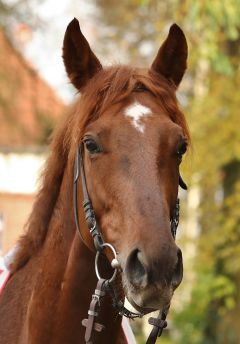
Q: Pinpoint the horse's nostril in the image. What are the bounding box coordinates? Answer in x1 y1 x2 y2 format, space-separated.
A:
172 248 183 289
125 249 148 288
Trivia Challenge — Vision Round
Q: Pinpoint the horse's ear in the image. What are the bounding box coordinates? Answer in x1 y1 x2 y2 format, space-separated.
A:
151 24 188 88
63 18 102 90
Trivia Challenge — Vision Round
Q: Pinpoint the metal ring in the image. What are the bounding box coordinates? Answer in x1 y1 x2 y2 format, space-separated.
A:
95 243 118 283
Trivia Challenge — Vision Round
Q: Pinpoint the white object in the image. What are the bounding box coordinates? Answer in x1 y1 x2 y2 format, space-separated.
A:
121 317 137 344
125 102 152 133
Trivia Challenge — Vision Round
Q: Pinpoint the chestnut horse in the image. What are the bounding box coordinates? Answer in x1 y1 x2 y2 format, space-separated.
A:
0 19 189 344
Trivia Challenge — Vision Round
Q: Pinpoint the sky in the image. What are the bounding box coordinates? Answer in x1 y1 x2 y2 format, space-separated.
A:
21 0 98 103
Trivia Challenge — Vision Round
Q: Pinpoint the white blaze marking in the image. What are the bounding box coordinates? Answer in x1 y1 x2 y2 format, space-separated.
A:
125 102 152 133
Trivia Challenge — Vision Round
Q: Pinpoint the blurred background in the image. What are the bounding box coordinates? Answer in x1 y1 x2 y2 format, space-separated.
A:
0 0 239 343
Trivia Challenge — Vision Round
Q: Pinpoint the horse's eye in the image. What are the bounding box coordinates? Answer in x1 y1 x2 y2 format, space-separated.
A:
134 82 148 92
84 138 101 154
177 141 187 161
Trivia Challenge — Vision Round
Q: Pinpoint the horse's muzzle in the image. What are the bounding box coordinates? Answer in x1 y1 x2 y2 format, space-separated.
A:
123 246 183 310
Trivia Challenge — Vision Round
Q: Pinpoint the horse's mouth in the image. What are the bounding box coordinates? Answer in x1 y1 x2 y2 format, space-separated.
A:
124 295 156 316
123 283 173 315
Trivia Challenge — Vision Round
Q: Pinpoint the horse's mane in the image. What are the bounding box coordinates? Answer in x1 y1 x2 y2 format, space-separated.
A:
12 65 190 271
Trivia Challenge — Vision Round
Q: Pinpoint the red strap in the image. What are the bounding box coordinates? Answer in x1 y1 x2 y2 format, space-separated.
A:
0 269 11 295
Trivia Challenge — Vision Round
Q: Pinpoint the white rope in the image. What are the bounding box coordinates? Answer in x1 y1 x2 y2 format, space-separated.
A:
121 317 137 344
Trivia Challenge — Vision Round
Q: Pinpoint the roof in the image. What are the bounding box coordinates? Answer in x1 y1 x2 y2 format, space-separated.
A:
0 29 66 147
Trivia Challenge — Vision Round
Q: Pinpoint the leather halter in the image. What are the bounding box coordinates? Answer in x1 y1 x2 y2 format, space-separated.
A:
73 142 186 343
73 143 184 249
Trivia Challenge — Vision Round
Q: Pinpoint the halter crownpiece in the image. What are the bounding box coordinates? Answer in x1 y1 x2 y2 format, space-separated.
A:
73 142 185 343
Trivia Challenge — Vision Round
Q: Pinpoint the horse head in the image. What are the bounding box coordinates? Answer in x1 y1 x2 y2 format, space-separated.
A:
63 18 189 315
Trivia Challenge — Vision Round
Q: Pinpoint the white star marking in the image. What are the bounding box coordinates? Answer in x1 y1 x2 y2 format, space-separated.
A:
124 101 152 133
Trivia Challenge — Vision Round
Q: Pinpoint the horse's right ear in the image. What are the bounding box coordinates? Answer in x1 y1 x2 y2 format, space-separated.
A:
151 24 188 88
63 18 102 90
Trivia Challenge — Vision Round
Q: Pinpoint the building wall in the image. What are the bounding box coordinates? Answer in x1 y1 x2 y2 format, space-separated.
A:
0 193 34 254
0 150 46 254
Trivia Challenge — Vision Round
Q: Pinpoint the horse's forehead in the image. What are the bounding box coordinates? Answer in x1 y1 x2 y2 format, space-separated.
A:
86 96 181 144
90 103 173 142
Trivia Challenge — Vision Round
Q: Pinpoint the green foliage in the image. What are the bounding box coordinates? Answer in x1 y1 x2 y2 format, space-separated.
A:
95 0 240 343
175 0 240 74
174 2 240 343
174 269 236 344
175 2 240 343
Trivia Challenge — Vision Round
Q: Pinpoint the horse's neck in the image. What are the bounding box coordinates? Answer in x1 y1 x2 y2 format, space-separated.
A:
26 166 123 344
56 234 124 344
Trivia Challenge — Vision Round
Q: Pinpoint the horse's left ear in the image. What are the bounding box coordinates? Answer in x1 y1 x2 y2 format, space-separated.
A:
151 24 188 88
63 18 102 90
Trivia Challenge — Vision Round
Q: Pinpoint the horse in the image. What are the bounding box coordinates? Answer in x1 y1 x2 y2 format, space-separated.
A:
0 18 190 344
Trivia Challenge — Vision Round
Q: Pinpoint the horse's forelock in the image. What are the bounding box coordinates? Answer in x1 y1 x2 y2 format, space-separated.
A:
72 65 190 143
134 71 190 143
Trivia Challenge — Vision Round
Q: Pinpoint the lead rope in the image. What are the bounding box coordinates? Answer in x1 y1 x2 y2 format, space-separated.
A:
73 143 182 344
